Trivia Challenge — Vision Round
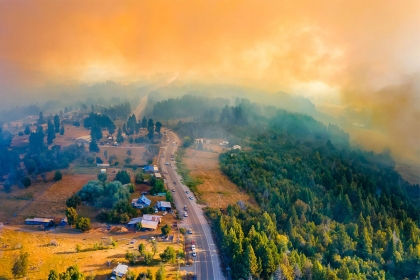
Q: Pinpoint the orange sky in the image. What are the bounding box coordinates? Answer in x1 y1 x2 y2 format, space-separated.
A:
0 0 419 159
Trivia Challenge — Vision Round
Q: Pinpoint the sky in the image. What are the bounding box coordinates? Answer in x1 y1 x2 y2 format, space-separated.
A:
0 0 419 160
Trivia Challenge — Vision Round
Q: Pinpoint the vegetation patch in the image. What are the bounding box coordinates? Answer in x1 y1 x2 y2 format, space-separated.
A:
175 148 204 195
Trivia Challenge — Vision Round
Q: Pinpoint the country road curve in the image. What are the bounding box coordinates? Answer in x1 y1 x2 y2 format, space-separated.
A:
159 130 225 280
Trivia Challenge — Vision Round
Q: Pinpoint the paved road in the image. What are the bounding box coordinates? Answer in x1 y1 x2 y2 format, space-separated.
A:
159 131 224 280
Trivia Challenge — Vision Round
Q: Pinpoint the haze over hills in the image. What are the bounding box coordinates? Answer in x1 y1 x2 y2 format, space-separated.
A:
0 1 419 278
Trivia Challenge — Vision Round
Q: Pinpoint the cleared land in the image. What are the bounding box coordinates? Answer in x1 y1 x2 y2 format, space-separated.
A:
182 140 255 208
0 227 183 280
98 146 147 166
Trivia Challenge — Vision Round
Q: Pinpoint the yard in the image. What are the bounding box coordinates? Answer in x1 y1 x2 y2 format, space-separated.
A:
0 226 184 279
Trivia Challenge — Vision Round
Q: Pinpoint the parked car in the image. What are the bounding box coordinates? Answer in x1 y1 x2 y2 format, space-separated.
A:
188 229 192 234
184 212 188 217
192 251 197 257
186 191 189 194
189 196 194 200
172 189 175 192
162 211 167 216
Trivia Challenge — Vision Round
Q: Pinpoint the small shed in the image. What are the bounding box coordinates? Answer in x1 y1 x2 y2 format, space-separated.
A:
154 173 162 179
111 264 129 278
25 218 53 227
100 169 106 174
156 201 172 211
59 218 68 227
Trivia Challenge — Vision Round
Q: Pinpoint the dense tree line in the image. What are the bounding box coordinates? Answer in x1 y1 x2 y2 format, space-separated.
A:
151 94 229 120
217 111 420 279
83 112 116 135
101 102 131 120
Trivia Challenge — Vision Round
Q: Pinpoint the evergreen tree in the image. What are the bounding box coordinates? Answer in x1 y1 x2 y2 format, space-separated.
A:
38 112 45 124
155 121 162 134
117 127 124 143
359 227 372 258
54 114 60 133
244 244 258 278
47 119 56 144
60 125 65 135
141 116 147 128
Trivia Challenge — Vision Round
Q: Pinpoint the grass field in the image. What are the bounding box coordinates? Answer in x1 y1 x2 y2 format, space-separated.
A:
0 227 184 280
181 141 256 208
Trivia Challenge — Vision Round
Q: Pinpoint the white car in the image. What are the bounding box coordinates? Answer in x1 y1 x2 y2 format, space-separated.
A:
191 245 196 251
189 196 194 200
162 211 167 216
184 212 188 217
188 229 192 234
192 251 197 257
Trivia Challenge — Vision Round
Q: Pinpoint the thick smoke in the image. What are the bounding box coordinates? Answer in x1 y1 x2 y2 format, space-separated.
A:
0 0 419 159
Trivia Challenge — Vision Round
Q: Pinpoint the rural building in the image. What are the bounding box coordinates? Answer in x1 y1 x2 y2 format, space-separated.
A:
205 140 211 144
144 165 159 173
127 217 143 228
100 169 106 174
111 264 129 279
97 163 110 167
232 145 241 150
25 218 53 227
154 172 162 179
220 140 229 145
194 138 204 144
76 135 91 144
156 201 172 211
140 220 159 230
143 214 162 223
131 195 151 209
59 218 68 226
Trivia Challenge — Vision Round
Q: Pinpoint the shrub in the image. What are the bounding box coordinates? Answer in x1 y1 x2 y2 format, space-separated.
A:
54 171 62 181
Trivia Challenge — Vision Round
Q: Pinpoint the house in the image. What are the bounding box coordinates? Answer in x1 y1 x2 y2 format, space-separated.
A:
131 195 151 209
127 217 143 228
25 218 53 227
205 140 211 144
100 169 106 174
140 220 159 230
154 173 162 179
143 214 162 223
111 264 128 279
144 165 159 173
59 218 68 227
220 140 229 146
97 163 110 167
232 145 241 150
156 201 172 211
194 138 204 144
127 215 162 229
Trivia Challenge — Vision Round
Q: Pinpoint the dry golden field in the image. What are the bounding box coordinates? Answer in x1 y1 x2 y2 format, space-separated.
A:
0 227 184 280
182 141 256 208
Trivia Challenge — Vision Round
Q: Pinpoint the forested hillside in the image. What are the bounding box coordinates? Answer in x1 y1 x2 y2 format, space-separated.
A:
163 95 420 279
216 112 420 279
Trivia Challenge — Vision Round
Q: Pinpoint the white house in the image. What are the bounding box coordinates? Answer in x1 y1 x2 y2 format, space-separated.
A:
220 140 229 146
100 169 106 174
205 140 211 144
232 145 241 150
131 195 151 209
111 264 128 279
